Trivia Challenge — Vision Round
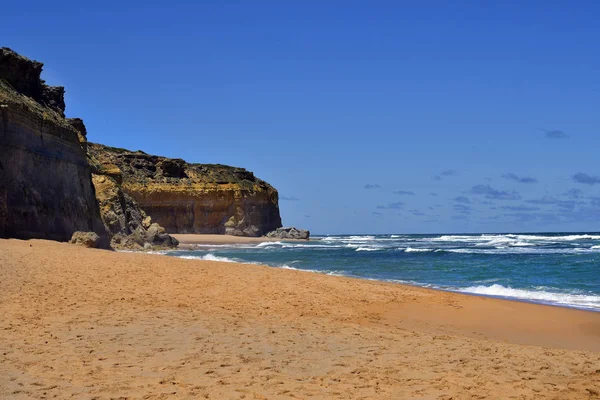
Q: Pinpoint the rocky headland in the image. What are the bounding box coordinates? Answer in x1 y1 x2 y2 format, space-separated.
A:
0 47 294 248
0 48 109 246
0 48 178 249
88 143 283 237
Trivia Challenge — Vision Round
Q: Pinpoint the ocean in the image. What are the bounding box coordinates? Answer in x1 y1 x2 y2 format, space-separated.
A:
164 233 600 312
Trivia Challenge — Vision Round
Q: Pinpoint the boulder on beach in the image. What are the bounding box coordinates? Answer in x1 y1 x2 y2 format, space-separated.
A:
69 231 102 248
266 227 310 240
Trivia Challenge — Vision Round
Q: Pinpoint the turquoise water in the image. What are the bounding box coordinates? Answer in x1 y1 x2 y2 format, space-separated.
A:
164 233 600 311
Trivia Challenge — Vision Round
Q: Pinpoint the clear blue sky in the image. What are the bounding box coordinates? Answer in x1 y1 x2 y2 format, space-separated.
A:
3 1 600 234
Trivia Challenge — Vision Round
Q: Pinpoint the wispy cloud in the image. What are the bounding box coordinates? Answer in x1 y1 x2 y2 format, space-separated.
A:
503 212 538 222
525 195 577 210
573 172 600 185
453 204 472 214
454 196 471 204
526 195 559 205
440 169 457 176
503 212 560 223
372 211 383 216
429 192 438 196
502 173 537 184
452 215 468 220
393 190 416 196
470 184 521 200
563 189 584 199
280 195 300 201
364 184 382 189
433 170 457 181
500 205 540 212
376 202 404 210
542 129 568 139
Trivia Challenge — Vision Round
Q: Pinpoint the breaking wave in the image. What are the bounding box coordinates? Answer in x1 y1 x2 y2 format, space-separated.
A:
459 284 600 310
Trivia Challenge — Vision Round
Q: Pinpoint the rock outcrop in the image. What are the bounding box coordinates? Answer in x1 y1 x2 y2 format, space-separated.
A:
69 231 102 248
87 143 282 237
91 173 178 250
266 227 310 240
0 47 290 247
0 48 109 245
0 48 66 116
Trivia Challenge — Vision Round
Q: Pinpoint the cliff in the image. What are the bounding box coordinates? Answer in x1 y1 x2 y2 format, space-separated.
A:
87 143 282 236
91 172 179 250
0 48 108 244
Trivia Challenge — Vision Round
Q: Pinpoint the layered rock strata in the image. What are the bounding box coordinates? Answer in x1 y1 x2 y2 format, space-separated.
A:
87 143 282 237
0 48 108 245
91 173 178 250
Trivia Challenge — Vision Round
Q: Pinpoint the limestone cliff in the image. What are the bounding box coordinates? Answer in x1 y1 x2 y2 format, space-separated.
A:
91 173 179 250
0 48 108 244
87 143 282 237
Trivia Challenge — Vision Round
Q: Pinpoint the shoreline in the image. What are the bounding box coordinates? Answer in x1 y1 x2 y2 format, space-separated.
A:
169 233 600 313
2 238 599 398
171 233 308 249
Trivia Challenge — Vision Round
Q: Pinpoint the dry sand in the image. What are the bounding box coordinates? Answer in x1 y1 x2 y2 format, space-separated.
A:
1 238 599 399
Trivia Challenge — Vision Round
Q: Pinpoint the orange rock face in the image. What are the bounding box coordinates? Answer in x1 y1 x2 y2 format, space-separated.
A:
88 143 282 237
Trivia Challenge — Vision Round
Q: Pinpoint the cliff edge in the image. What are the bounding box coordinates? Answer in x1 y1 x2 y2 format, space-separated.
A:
0 48 108 244
88 143 282 237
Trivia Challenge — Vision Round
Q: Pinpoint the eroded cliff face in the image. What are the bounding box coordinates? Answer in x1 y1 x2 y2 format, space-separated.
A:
88 143 282 237
0 48 108 244
91 173 179 250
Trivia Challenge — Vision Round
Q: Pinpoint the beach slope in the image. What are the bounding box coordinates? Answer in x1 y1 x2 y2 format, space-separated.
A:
1 239 599 399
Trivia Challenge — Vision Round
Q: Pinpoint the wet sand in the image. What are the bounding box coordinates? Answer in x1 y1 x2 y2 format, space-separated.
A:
172 234 305 248
1 238 599 399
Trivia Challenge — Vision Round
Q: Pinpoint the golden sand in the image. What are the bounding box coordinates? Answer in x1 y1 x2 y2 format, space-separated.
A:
1 238 599 399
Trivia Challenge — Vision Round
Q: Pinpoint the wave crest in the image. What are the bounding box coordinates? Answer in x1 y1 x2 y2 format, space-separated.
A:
459 284 600 310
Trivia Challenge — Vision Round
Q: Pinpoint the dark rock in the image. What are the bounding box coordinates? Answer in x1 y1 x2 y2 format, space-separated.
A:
41 85 66 116
67 118 87 138
266 227 310 240
0 47 43 100
0 47 66 115
0 52 109 247
67 118 88 152
157 159 186 178
69 231 101 248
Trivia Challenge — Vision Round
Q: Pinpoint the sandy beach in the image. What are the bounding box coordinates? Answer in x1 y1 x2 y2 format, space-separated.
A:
1 238 599 399
172 234 306 249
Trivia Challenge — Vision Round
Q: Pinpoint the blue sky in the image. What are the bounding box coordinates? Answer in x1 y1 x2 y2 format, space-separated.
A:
3 1 600 234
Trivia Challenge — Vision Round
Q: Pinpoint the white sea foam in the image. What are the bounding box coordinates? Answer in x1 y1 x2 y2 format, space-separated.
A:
511 241 535 247
279 264 345 276
179 254 238 263
280 243 344 249
430 233 600 244
255 241 283 247
443 247 598 255
404 247 433 253
458 284 600 310
322 235 376 242
355 247 379 252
